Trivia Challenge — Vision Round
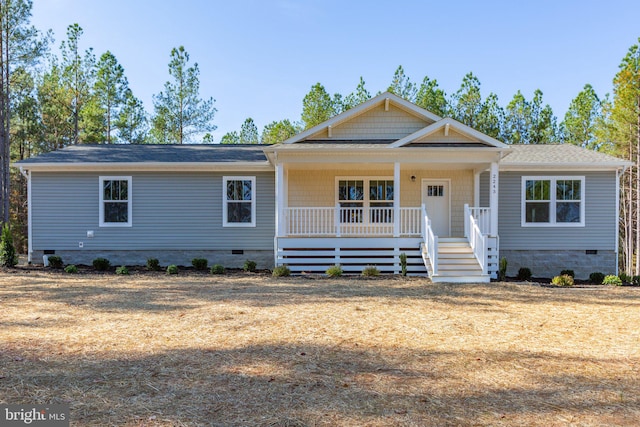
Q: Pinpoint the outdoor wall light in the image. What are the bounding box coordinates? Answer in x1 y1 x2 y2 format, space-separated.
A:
410 175 416 182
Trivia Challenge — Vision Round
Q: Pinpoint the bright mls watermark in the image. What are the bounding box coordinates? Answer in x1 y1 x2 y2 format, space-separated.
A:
0 405 69 426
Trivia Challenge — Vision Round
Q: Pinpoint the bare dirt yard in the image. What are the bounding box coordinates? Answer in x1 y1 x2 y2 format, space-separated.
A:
0 270 638 426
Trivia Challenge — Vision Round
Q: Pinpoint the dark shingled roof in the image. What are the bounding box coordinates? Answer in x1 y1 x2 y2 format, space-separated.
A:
16 144 269 164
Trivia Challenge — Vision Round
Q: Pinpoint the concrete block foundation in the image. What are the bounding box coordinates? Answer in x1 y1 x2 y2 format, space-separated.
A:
32 249 275 270
500 250 617 280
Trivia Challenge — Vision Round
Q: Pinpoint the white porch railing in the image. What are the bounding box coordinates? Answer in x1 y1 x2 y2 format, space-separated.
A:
464 204 489 274
284 207 422 237
464 206 491 236
285 207 335 236
337 206 393 236
422 204 438 275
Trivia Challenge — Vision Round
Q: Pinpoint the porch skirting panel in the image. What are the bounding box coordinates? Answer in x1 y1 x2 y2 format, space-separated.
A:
500 249 617 280
31 249 274 270
276 237 426 275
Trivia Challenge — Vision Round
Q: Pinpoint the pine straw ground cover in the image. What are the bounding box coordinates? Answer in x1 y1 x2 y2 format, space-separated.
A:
0 271 639 426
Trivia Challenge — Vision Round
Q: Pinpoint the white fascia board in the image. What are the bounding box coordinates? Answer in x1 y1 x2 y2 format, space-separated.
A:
390 117 510 149
281 92 441 144
499 163 628 172
16 161 274 173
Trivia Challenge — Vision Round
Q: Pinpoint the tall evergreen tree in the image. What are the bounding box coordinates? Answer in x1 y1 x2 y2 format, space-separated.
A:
344 76 371 110
503 91 530 144
261 119 299 144
562 84 602 150
239 117 259 144
220 131 239 145
415 76 448 117
387 65 417 101
609 38 640 275
476 92 504 139
94 51 128 143
0 0 47 224
528 89 558 144
261 119 298 144
60 24 97 144
151 46 217 144
10 67 41 252
37 61 74 150
301 83 339 129
116 89 147 144
450 72 483 128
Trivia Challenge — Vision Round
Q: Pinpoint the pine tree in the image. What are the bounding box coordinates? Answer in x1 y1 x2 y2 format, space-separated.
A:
261 119 299 144
60 24 97 144
0 0 47 224
115 89 148 143
450 72 484 128
239 118 259 144
0 223 17 267
220 131 239 144
344 77 371 110
609 38 640 275
562 84 602 149
387 65 417 101
94 51 128 143
151 46 217 143
301 83 339 129
415 76 448 117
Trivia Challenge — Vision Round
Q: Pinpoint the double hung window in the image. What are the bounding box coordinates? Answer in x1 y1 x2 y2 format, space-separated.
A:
338 180 364 223
368 179 394 223
99 176 132 227
522 176 584 226
224 176 256 227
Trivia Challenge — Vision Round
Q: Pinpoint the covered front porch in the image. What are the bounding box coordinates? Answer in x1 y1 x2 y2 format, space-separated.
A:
273 160 501 280
263 92 510 281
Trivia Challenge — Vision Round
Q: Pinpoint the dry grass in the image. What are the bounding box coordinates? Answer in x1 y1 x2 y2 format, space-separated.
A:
0 270 639 426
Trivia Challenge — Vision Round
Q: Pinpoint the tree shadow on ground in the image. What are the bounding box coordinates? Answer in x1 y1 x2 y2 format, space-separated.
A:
1 343 638 426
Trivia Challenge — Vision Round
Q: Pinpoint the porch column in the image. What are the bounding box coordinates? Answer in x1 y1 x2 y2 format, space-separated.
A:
474 171 481 207
394 162 400 237
489 161 499 236
275 162 285 237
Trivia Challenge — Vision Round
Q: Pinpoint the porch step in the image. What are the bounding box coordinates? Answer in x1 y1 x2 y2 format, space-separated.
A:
438 238 474 254
430 273 491 283
421 237 489 283
438 238 469 243
437 257 479 265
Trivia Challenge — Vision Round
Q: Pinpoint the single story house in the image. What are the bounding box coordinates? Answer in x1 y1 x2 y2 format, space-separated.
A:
15 92 631 282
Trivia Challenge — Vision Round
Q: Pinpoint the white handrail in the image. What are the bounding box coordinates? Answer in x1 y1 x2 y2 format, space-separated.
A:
467 207 488 274
422 204 438 275
468 206 491 235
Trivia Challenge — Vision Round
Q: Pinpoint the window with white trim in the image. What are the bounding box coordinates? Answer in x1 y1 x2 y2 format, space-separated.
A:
337 178 394 224
369 179 394 223
99 176 132 227
223 176 256 227
338 180 364 223
522 176 584 227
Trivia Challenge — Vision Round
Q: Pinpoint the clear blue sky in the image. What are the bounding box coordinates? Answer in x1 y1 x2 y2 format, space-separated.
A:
31 0 640 142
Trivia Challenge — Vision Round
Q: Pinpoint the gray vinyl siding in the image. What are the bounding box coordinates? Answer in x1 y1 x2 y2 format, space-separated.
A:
498 171 617 250
31 171 275 251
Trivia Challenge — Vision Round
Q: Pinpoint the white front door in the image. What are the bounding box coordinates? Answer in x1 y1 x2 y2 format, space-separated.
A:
423 180 450 237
